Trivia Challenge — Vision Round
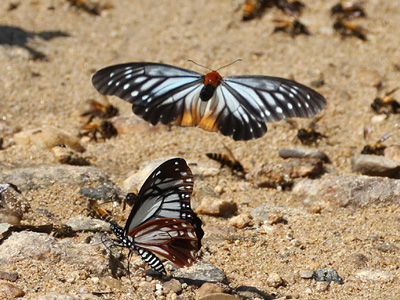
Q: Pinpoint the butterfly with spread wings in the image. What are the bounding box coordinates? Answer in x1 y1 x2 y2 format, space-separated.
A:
92 62 326 141
106 158 203 275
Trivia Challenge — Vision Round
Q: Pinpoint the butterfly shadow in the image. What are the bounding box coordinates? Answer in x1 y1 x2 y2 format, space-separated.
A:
0 25 70 60
93 232 127 278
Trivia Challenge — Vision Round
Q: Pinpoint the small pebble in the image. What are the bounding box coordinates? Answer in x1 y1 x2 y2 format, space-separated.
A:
315 281 330 292
52 144 90 165
267 273 283 288
102 277 123 290
171 261 227 286
313 269 343 284
351 155 400 178
0 271 18 282
279 147 330 163
155 283 163 296
197 282 225 298
195 197 238 217
299 270 314 279
354 269 395 283
163 279 182 294
284 158 324 178
65 216 110 232
229 214 253 229
0 282 25 297
14 126 84 152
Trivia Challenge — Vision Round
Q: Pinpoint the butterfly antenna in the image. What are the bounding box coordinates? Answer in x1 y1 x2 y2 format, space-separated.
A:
216 59 242 71
380 132 393 143
187 60 213 72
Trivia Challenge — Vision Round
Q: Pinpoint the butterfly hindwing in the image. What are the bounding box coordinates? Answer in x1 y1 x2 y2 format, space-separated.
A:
129 218 199 269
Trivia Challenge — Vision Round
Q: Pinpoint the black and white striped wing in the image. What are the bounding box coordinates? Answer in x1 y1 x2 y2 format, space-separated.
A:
130 218 200 274
92 62 326 140
124 158 203 245
92 62 204 126
212 75 327 140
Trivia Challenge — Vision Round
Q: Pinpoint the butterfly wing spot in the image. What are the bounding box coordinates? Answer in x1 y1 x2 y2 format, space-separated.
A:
262 91 277 107
305 102 310 108
134 76 147 84
126 74 132 79
124 69 134 74
142 95 150 101
110 72 115 77
131 90 139 97
276 107 283 114
287 103 293 109
115 81 120 86
275 93 285 101
185 178 192 182
307 94 311 100
108 80 113 86
123 83 130 90
298 102 302 107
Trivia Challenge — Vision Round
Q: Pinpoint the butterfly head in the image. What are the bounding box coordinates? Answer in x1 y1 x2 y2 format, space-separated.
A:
200 71 222 101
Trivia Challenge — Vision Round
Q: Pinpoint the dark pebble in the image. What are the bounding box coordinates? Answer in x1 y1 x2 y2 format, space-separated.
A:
313 269 343 284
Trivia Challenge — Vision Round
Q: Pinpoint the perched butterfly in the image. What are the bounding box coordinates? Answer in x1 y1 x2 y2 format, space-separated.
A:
92 62 326 141
96 158 203 275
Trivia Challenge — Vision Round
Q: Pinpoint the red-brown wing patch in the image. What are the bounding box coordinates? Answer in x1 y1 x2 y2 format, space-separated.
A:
128 218 200 268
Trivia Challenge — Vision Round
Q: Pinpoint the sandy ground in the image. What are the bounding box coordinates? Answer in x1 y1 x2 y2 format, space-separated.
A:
1 0 400 299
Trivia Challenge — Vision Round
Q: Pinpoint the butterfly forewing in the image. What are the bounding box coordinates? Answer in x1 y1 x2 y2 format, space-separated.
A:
92 63 203 125
123 159 201 238
129 218 200 268
222 76 326 122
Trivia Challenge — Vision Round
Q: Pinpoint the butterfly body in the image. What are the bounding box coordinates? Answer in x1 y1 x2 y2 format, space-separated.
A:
99 158 203 275
92 62 326 140
200 71 222 101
